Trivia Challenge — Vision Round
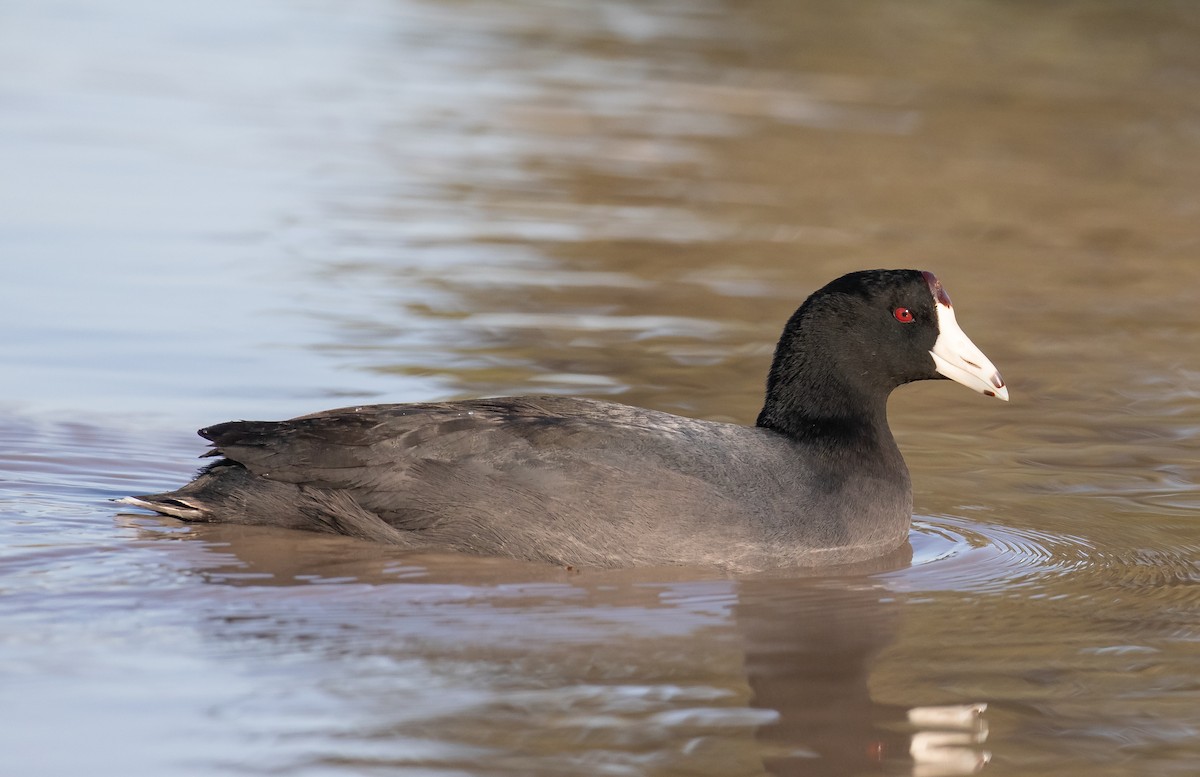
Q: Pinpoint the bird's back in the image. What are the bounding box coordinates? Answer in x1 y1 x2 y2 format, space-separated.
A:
132 396 909 570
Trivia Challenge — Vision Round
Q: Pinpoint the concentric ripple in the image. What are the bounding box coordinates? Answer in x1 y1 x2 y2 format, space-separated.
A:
893 515 1099 594
891 515 1200 616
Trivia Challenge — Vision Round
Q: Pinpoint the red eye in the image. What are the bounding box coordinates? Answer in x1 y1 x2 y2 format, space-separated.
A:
893 307 914 323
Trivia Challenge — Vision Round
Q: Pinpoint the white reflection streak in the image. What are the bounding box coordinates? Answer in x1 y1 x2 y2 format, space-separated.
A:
907 702 990 777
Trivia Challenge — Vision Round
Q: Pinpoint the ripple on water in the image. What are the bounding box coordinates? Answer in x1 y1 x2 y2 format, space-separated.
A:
894 515 1200 619
893 515 1092 594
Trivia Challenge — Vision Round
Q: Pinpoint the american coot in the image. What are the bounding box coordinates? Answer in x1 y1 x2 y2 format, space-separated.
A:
123 269 1007 571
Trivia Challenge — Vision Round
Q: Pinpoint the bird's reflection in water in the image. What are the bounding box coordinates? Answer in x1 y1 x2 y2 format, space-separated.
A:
736 562 989 775
127 518 989 776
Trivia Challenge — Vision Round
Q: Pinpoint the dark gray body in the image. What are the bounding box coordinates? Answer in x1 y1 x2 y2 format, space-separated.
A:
143 396 911 572
126 269 1006 571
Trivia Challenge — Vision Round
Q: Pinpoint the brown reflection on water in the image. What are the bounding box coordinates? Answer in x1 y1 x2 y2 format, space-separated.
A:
309 0 1200 440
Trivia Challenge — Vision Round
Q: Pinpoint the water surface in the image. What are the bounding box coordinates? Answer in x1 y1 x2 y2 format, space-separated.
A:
2 1 1199 775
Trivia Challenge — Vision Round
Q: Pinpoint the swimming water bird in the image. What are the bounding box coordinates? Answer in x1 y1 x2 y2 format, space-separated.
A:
122 269 1007 571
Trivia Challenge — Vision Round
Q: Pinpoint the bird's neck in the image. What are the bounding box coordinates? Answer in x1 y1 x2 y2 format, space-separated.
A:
756 371 892 451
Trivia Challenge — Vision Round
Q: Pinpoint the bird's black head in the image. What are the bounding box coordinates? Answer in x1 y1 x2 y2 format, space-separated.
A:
757 269 1006 439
